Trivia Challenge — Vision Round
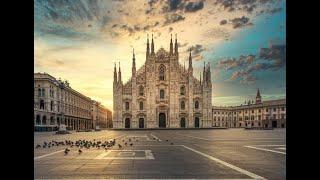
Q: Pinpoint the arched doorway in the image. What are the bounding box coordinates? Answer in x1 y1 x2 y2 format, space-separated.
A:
42 116 47 125
194 117 200 128
125 118 130 128
159 113 166 128
180 117 186 128
139 118 144 128
36 115 41 125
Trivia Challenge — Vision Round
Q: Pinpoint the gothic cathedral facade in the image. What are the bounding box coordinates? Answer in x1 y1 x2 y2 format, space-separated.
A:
113 35 212 128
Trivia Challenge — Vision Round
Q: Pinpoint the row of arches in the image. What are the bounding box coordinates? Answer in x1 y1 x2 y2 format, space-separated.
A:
34 114 92 131
123 114 200 128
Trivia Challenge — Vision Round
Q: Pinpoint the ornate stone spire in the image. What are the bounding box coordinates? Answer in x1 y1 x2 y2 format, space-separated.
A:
132 48 136 75
113 62 117 83
118 62 122 83
146 34 150 59
170 34 173 54
174 33 178 54
151 34 155 55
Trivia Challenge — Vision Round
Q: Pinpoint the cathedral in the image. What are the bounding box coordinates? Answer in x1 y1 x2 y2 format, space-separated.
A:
113 35 212 128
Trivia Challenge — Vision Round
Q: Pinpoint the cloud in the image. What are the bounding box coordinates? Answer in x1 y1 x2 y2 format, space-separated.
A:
163 13 185 25
215 43 286 84
162 0 204 13
230 16 252 28
187 44 206 61
185 1 204 12
220 19 227 25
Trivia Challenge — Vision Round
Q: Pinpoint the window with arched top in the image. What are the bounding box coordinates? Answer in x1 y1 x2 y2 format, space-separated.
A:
159 65 165 81
180 86 185 95
180 101 185 110
195 100 199 109
40 99 45 110
160 89 165 99
139 86 144 96
125 102 129 110
139 101 143 110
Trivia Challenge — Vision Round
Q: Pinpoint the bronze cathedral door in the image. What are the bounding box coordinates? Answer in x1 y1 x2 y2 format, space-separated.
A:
159 113 166 128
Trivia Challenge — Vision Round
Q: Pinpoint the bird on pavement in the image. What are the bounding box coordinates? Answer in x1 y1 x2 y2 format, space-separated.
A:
118 144 122 149
64 148 70 155
78 149 82 154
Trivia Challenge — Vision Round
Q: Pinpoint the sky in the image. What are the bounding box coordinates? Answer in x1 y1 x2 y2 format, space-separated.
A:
34 0 286 110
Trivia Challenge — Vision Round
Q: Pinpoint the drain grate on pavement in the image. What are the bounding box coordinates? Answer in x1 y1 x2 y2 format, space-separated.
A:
94 150 155 160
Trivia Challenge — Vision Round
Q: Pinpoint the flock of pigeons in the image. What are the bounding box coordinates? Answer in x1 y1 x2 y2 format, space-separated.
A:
35 136 174 155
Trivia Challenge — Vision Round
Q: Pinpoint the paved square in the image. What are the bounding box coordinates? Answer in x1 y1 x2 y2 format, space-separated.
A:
34 129 286 179
95 150 155 160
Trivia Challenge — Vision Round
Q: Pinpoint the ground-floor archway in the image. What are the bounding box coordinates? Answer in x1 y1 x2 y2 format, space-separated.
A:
194 117 199 128
272 120 277 128
159 113 166 128
125 118 130 128
36 115 41 125
180 117 186 128
139 118 144 128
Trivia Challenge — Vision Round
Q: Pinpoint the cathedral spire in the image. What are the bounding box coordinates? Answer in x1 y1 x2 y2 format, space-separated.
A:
189 49 192 68
132 48 136 75
151 34 155 55
174 33 178 54
113 62 117 83
118 62 122 83
146 34 150 59
170 34 173 54
256 88 262 104
200 72 202 85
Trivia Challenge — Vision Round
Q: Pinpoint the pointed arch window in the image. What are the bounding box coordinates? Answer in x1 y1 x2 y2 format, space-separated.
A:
139 86 144 96
139 101 143 110
159 65 165 81
180 101 185 110
180 86 185 95
160 89 165 99
195 100 199 109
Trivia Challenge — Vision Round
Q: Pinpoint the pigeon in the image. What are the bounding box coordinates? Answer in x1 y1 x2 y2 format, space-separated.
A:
170 142 174 145
64 148 70 155
125 142 127 146
78 149 82 154
35 144 41 148
118 144 122 149
166 140 169 142
130 143 133 147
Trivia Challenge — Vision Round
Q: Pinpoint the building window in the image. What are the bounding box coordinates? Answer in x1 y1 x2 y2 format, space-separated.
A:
139 101 143 110
259 109 261 113
266 109 269 112
42 88 45 97
222 112 224 115
214 112 216 114
181 101 185 110
214 117 216 121
139 86 144 96
195 101 199 109
159 65 165 81
281 107 285 111
273 108 276 112
180 86 185 95
245 110 247 113
160 89 165 99
252 110 254 113
258 115 261 120
38 88 41 96
50 101 54 111
251 116 254 120
125 102 129 110
273 114 276 119
40 99 45 110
